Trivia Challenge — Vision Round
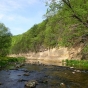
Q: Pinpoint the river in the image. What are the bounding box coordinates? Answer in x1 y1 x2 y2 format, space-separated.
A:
0 64 88 88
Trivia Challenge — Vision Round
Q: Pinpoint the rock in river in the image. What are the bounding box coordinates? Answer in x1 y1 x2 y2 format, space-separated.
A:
0 82 2 85
23 73 30 76
25 80 38 88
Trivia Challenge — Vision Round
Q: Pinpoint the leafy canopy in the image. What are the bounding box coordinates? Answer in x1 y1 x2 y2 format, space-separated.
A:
0 23 12 56
45 0 88 27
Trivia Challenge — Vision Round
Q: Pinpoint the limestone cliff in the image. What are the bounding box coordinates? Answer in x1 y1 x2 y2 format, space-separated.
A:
9 45 83 65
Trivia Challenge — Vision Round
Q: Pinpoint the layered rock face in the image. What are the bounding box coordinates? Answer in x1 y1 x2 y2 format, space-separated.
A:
9 46 82 65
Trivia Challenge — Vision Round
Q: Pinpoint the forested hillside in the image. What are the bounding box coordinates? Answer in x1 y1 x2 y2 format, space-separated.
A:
10 0 88 59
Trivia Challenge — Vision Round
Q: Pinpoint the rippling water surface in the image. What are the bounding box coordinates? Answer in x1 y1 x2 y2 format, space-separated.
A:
0 64 88 88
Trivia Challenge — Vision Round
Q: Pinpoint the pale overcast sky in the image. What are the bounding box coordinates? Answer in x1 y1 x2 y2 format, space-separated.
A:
0 0 47 35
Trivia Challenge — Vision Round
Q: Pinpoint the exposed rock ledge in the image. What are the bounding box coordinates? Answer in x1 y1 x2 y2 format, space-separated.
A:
9 46 82 66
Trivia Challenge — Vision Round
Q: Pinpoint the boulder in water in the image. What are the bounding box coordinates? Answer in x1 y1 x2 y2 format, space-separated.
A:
25 80 38 88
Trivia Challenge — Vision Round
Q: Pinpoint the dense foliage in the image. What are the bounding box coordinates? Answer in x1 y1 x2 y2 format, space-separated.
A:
10 0 88 59
63 59 88 69
0 57 25 68
0 23 12 56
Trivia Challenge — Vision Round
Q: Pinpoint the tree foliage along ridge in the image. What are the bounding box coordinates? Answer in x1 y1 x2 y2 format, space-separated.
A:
10 0 88 59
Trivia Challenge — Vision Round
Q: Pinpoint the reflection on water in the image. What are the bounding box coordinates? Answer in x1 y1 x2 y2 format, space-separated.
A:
0 64 88 88
26 59 63 66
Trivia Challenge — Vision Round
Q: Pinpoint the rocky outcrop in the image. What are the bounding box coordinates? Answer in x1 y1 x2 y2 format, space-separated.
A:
9 46 83 66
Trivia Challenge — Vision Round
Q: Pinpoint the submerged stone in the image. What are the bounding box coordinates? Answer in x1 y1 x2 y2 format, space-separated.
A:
60 83 66 88
25 80 38 88
0 82 2 85
23 73 30 76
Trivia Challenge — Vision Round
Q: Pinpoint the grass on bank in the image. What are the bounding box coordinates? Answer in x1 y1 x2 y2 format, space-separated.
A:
0 57 25 68
62 59 88 69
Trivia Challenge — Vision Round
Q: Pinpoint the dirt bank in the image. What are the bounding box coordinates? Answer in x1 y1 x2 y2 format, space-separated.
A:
9 46 82 65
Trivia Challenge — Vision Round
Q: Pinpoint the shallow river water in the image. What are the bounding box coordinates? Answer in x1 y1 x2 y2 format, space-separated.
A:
0 64 88 88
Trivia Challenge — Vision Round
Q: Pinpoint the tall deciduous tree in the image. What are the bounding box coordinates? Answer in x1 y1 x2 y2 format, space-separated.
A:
62 0 88 27
0 23 12 56
45 0 88 28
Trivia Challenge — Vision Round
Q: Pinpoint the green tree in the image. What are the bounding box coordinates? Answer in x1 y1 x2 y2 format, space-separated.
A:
0 23 12 56
45 0 88 28
62 0 88 27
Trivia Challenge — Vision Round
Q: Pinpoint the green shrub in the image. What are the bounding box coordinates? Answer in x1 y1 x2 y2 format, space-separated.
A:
64 59 88 69
0 57 26 68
